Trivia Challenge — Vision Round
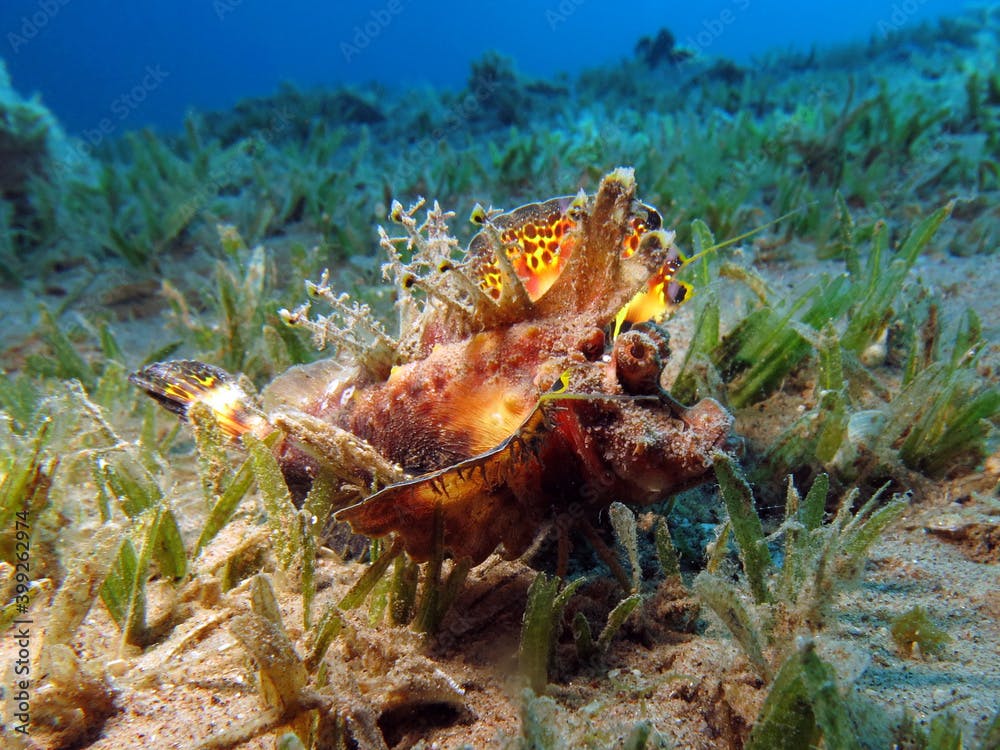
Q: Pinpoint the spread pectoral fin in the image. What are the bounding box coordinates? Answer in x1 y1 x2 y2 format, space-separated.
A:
335 400 552 564
334 382 660 564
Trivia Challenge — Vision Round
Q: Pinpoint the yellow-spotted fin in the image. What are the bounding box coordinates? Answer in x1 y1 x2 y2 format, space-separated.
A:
129 360 265 440
613 206 805 336
614 244 691 337
470 196 580 302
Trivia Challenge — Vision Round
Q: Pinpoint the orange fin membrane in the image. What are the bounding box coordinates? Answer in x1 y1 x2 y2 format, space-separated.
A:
469 195 578 304
614 205 807 335
615 242 691 336
129 360 263 440
335 373 656 564
335 382 555 563
503 201 577 301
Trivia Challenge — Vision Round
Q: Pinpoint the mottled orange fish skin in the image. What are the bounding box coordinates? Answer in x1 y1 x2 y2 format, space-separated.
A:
331 172 732 562
502 212 577 300
619 210 692 322
314 318 598 475
469 194 667 307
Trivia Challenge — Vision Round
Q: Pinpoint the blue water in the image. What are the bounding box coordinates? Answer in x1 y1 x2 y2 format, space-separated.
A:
0 0 974 134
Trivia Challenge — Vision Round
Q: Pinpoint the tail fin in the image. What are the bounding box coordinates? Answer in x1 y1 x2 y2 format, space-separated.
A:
129 360 265 440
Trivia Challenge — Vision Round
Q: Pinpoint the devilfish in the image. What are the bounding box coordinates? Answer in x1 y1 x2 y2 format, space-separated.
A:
131 168 733 565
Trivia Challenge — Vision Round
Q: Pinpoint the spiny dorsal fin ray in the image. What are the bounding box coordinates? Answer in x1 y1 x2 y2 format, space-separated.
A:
534 168 668 323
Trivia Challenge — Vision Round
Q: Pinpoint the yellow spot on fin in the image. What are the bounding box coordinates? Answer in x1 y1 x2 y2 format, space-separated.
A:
615 243 691 333
469 197 578 303
129 360 263 439
614 208 806 333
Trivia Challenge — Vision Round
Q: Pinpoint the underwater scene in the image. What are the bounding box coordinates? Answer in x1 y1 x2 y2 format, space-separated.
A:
1 2 999 748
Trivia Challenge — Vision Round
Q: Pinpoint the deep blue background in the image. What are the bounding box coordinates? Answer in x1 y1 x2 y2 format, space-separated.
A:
0 0 970 134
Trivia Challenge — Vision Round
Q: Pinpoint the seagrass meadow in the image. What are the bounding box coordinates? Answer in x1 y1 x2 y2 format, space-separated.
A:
0 7 998 750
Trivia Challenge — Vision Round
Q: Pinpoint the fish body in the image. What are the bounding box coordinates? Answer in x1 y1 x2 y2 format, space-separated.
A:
132 168 732 563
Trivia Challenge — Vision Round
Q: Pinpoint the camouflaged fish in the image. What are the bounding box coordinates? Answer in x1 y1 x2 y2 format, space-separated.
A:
131 168 733 564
